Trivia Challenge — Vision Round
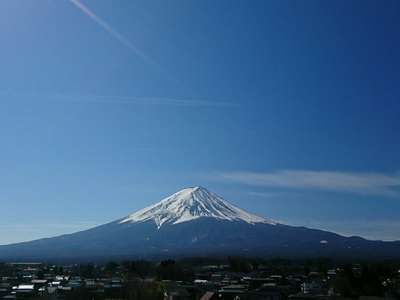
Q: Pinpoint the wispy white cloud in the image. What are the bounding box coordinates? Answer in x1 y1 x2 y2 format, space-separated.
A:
220 170 400 196
247 191 290 198
54 93 236 108
0 90 236 108
69 0 156 66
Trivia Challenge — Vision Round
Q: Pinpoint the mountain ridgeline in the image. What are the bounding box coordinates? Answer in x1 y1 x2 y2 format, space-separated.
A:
0 187 399 261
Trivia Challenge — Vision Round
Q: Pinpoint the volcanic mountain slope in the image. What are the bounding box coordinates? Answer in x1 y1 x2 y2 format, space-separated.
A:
0 186 399 261
119 186 275 228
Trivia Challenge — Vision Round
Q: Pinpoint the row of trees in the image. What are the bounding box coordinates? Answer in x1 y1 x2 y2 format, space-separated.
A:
72 259 193 281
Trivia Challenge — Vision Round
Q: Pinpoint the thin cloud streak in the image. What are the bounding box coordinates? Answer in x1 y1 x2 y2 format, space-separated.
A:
55 94 236 108
247 191 290 198
220 170 400 196
0 91 236 108
69 0 156 66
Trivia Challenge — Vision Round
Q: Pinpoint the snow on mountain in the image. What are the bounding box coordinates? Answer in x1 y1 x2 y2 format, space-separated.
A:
2 186 400 260
120 186 276 229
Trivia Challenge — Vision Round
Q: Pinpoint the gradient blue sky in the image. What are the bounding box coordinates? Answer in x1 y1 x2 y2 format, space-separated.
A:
0 0 399 244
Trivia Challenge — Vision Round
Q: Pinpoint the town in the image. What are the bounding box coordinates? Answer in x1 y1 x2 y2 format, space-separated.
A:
0 258 399 300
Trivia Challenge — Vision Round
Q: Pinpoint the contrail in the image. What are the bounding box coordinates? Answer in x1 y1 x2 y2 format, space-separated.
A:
69 0 156 66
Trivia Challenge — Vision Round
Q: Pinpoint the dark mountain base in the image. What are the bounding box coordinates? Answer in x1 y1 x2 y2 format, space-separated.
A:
1 219 399 262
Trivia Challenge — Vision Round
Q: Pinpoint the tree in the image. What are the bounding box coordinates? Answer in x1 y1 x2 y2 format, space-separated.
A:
157 260 185 281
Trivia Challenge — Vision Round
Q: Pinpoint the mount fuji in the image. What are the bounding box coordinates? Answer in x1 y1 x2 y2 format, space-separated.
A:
119 186 275 228
0 186 399 261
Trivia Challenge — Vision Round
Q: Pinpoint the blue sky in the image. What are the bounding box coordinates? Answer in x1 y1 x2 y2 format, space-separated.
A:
0 0 399 244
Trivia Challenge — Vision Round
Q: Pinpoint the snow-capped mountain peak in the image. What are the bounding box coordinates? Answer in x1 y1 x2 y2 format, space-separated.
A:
119 186 276 228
